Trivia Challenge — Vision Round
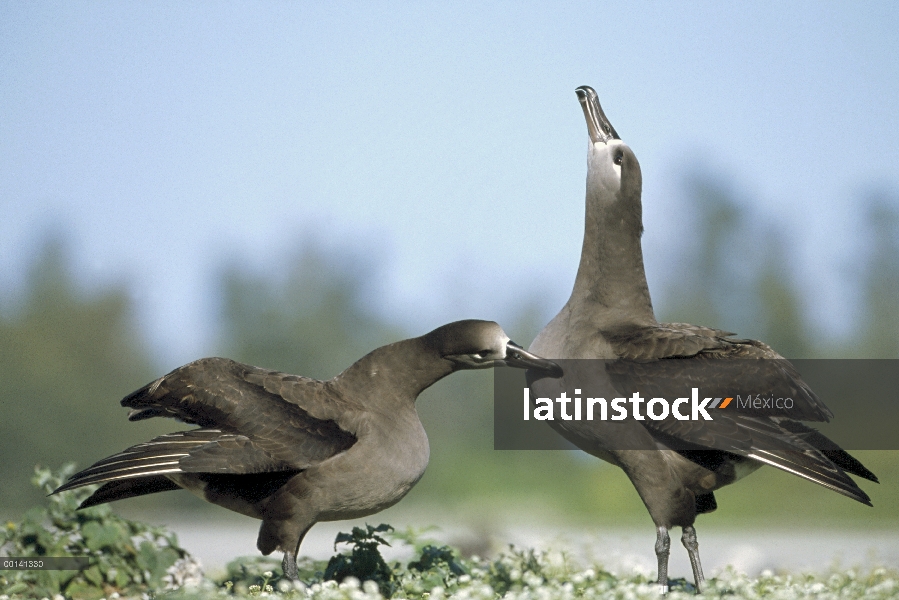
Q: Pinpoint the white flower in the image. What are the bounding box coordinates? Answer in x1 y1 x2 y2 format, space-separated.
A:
340 576 361 590
162 556 205 590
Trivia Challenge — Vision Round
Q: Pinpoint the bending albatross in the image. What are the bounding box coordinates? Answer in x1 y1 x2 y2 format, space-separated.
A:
55 320 560 579
528 86 877 593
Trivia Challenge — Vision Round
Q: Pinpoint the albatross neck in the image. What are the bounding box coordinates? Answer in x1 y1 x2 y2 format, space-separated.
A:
568 191 657 327
334 337 455 405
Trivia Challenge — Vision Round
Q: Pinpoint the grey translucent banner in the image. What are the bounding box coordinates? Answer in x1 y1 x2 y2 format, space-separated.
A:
494 359 899 450
0 557 90 570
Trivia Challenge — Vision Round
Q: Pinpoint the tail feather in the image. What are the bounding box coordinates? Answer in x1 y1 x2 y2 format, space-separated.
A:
730 416 873 506
53 429 223 495
776 419 878 483
818 448 879 484
78 476 182 508
55 460 183 492
748 447 872 506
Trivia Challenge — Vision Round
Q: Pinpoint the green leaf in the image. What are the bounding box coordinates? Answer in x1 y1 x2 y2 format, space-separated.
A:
334 532 354 544
83 565 104 586
82 521 127 551
4 582 30 595
115 567 130 588
136 540 180 586
65 579 107 600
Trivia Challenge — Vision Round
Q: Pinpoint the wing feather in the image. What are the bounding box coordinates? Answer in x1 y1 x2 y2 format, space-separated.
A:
596 322 870 503
56 358 358 499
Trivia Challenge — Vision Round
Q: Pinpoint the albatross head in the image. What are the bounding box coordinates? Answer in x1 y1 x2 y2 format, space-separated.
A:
427 320 562 375
576 86 642 209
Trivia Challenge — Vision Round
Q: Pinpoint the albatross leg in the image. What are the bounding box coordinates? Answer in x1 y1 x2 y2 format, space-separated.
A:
282 551 299 580
655 526 670 594
281 524 313 581
681 525 705 593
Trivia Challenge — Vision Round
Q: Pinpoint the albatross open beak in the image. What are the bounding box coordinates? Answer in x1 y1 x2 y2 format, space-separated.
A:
502 342 563 377
576 85 620 145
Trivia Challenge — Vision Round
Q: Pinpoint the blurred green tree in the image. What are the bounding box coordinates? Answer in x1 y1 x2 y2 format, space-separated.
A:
857 196 899 358
0 237 164 515
661 176 811 357
752 231 811 358
662 177 742 330
217 242 405 379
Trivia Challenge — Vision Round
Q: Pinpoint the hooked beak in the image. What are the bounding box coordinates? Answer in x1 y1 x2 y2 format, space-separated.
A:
501 341 563 377
575 85 619 144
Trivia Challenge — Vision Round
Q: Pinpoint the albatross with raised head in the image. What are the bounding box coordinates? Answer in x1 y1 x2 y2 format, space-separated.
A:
529 86 877 593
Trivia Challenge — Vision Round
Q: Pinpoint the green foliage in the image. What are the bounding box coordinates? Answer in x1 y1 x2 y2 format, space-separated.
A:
214 524 470 599
404 547 466 593
220 555 287 594
0 464 192 599
5 509 899 599
316 524 474 599
324 524 396 597
407 545 466 577
484 547 548 595
215 556 291 597
209 535 899 600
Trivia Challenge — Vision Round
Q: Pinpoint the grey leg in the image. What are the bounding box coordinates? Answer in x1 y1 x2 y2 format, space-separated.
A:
655 526 670 594
681 525 705 593
282 551 299 580
278 523 313 581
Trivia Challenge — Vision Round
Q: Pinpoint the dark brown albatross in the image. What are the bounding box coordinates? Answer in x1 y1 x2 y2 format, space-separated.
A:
55 319 560 579
528 86 877 593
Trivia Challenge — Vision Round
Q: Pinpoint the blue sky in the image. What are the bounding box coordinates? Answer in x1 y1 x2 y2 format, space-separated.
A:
2 2 897 365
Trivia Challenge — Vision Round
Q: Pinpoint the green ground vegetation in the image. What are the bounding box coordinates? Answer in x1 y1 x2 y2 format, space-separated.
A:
3 469 898 599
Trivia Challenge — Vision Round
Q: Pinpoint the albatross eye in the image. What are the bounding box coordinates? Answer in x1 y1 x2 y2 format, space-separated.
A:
613 149 624 166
